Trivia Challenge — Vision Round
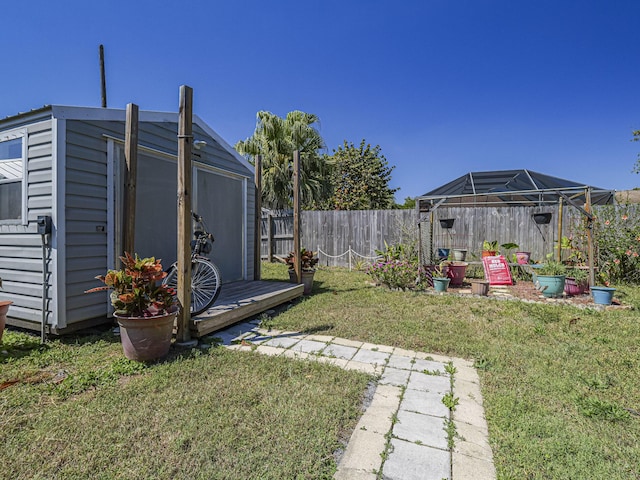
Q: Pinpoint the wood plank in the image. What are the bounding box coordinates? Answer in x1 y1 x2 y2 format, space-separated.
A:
191 280 303 337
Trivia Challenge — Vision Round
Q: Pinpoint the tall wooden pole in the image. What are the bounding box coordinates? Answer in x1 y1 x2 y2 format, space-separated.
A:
254 155 262 280
585 187 595 287
99 45 107 108
293 151 301 283
122 103 139 256
556 197 563 262
176 86 193 342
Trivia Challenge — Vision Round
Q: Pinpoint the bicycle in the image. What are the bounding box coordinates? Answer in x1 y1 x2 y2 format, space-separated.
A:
163 212 222 316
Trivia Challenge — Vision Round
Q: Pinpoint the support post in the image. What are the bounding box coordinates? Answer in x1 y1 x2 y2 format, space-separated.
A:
254 155 262 280
176 85 193 342
122 103 138 256
266 212 273 262
585 188 595 287
556 197 563 262
293 151 301 283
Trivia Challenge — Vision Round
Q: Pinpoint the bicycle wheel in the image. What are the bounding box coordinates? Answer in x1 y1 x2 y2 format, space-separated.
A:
163 258 222 316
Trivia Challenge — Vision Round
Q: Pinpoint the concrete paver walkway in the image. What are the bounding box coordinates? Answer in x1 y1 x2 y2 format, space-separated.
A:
207 319 496 480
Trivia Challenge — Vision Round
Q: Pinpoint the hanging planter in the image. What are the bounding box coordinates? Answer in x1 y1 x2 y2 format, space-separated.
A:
532 213 552 224
439 218 455 229
515 252 531 264
452 249 467 261
436 248 450 260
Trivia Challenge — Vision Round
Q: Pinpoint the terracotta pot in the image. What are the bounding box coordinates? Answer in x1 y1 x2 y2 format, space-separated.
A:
115 309 177 362
0 300 13 343
289 270 315 295
482 250 497 258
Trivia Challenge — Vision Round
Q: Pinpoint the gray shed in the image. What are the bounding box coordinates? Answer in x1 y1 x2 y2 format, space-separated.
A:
0 105 256 334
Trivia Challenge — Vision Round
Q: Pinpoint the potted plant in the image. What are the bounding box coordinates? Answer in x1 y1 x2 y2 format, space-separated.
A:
564 268 589 296
286 248 319 295
86 253 177 362
534 260 567 298
482 240 498 257
0 276 13 343
431 263 450 293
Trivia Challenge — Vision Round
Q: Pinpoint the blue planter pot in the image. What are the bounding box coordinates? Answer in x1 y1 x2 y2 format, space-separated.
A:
535 275 566 298
433 277 450 293
591 286 616 305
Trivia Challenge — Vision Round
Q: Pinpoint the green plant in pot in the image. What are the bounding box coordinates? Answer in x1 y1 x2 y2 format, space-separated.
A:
432 262 451 292
286 248 319 295
482 240 498 257
86 253 177 361
565 267 589 296
535 260 567 298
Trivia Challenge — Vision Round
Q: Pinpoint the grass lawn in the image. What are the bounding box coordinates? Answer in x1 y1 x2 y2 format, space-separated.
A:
2 263 638 479
0 330 370 479
261 263 640 480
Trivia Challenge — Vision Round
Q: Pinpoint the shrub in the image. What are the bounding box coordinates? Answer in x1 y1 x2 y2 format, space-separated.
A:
367 260 425 290
593 205 640 284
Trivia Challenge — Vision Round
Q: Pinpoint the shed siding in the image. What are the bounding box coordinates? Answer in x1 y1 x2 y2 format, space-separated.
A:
0 120 54 326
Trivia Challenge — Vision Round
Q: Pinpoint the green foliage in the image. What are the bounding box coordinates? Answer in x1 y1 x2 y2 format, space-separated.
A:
395 196 416 209
576 396 631 422
442 392 460 411
537 260 567 276
367 260 425 290
235 111 331 209
320 139 398 210
85 252 175 317
593 205 640 284
482 240 498 251
375 240 418 263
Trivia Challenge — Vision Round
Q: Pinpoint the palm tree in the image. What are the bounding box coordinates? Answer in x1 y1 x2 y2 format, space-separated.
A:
235 111 332 210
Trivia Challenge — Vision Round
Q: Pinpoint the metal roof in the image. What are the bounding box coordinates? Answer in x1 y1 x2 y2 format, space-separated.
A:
417 169 614 208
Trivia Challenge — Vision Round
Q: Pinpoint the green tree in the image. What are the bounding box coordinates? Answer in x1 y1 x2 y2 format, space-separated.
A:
393 196 416 209
633 129 640 174
322 140 398 210
235 111 331 209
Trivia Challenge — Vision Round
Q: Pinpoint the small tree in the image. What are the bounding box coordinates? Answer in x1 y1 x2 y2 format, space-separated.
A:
322 139 398 210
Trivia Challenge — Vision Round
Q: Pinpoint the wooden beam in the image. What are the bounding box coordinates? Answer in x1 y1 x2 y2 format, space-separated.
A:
267 212 273 263
292 151 301 283
122 103 138 256
176 85 193 342
254 154 262 280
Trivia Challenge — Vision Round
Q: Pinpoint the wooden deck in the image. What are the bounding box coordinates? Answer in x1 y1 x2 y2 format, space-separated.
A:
190 280 304 337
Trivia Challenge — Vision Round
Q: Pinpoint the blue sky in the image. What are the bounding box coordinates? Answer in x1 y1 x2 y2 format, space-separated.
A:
2 0 639 201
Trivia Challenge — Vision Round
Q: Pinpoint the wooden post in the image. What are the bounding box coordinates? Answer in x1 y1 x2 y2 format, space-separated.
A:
254 155 262 280
99 45 107 108
267 212 273 263
585 187 595 287
176 85 193 342
556 197 563 262
122 103 138 256
293 151 301 283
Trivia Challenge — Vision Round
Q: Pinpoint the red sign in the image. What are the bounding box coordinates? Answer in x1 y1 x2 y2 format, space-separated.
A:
482 255 513 285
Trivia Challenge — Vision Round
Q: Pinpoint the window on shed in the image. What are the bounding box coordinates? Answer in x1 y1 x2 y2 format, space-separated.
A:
0 134 25 221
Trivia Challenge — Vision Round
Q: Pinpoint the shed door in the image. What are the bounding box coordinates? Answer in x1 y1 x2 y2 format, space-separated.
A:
195 168 245 282
123 151 246 283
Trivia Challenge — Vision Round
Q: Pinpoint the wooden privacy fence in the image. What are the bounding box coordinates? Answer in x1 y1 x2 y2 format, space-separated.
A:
261 205 627 268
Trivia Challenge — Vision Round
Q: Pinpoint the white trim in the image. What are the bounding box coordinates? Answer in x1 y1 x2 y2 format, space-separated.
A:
0 127 27 225
52 118 66 329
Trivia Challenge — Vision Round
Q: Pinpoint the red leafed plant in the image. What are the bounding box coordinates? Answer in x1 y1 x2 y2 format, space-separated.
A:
285 248 319 272
85 252 176 317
